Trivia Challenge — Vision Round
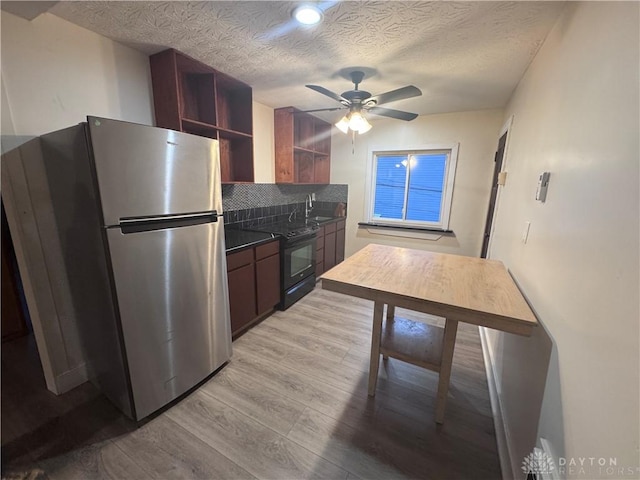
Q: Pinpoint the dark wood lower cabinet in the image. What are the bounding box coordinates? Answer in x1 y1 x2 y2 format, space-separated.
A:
256 251 280 316
336 224 345 263
315 218 346 277
226 239 280 337
315 225 325 277
324 231 336 271
227 263 256 334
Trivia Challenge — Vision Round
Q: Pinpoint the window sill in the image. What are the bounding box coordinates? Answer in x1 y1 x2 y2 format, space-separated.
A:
357 222 454 241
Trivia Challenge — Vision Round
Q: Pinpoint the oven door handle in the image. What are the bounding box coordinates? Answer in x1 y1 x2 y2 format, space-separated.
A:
285 232 318 246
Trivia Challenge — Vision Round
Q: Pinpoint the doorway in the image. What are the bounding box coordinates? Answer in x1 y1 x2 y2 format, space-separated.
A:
480 131 507 258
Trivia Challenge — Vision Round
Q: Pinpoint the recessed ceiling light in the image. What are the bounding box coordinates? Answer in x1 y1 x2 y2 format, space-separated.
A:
293 5 323 25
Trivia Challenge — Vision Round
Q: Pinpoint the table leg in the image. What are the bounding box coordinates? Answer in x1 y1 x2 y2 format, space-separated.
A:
435 318 458 424
383 305 395 361
368 301 384 396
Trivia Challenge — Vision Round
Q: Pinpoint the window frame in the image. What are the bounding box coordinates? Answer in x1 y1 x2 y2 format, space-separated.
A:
364 143 459 231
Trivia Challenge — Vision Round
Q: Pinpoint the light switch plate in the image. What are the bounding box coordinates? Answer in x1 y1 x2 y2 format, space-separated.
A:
536 172 551 202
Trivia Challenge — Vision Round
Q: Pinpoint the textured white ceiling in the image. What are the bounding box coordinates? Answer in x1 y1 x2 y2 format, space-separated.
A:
48 1 565 122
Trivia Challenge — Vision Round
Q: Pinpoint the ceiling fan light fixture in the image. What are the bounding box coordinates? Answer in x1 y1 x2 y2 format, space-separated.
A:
349 111 372 134
357 121 372 134
335 111 372 135
335 115 350 134
293 5 323 25
306 71 422 133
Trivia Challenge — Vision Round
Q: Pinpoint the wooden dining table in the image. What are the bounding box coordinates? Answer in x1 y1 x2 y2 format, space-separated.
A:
320 243 537 424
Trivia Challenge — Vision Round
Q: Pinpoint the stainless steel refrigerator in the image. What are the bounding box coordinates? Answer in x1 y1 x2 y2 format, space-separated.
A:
33 116 232 420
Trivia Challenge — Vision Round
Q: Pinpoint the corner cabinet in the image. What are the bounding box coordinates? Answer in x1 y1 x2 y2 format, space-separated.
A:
274 107 331 184
149 49 254 183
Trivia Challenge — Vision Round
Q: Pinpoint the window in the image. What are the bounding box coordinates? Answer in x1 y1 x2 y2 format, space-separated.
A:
365 145 459 230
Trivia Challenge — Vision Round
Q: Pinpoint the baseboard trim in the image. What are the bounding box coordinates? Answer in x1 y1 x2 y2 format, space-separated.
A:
479 327 515 480
54 362 88 394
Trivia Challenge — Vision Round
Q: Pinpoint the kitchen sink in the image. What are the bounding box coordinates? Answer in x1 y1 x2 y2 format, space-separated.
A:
308 216 333 222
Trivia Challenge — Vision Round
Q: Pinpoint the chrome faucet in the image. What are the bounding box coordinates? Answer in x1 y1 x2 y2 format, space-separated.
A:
305 194 313 218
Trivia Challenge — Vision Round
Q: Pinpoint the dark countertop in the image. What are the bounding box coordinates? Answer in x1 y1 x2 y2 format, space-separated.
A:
314 216 346 226
224 215 346 253
225 229 278 253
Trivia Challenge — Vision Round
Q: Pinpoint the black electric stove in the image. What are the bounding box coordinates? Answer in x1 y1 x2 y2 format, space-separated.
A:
248 220 319 309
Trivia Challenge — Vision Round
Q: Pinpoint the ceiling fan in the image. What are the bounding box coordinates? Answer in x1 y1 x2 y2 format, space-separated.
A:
304 71 422 134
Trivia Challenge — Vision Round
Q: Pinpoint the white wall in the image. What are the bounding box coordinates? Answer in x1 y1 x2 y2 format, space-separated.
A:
1 12 154 136
252 101 275 182
331 109 503 258
485 2 639 477
1 10 276 177
1 73 16 135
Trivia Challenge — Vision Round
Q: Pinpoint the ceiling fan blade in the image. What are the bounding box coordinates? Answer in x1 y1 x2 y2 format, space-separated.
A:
367 106 419 121
305 85 348 104
296 107 347 114
368 85 422 106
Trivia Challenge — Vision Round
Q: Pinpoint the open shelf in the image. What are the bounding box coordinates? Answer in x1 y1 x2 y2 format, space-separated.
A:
380 317 444 372
179 72 216 125
314 121 331 155
216 126 253 140
275 107 332 184
181 118 217 137
293 146 316 154
215 72 253 135
150 48 254 183
219 134 254 183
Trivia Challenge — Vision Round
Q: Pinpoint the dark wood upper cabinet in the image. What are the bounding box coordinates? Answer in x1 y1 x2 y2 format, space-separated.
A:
274 107 331 184
149 49 254 183
215 72 253 135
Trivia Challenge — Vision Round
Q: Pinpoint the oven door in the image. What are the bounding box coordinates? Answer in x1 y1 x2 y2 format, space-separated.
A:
283 234 317 290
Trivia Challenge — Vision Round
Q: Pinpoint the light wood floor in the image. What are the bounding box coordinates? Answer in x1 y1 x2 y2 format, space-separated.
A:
2 287 501 479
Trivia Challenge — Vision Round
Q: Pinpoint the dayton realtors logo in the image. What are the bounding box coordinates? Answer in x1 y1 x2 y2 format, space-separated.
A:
558 457 639 477
522 451 640 478
522 450 555 476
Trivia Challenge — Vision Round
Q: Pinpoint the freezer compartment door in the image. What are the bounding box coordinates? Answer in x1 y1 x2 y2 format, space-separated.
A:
106 221 231 420
87 116 221 226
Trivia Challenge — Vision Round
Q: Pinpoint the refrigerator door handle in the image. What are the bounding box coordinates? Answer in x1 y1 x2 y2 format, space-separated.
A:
118 211 220 234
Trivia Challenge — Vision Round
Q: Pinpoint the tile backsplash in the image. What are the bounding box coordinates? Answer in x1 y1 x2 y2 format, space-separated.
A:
222 183 348 228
